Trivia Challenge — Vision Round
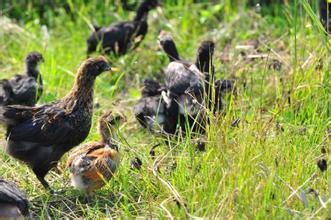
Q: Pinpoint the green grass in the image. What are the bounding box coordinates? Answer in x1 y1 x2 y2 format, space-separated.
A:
0 0 330 218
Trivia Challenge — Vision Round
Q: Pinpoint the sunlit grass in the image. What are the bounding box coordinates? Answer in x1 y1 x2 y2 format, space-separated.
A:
0 0 330 218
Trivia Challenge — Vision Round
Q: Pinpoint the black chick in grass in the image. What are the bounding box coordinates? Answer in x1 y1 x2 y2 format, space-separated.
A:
159 31 211 133
134 78 178 134
197 44 234 113
158 31 180 62
0 179 29 218
86 0 159 57
159 32 235 133
0 52 44 106
133 32 180 134
134 32 210 135
195 40 215 77
134 32 233 135
320 0 331 34
0 56 112 190
195 40 219 112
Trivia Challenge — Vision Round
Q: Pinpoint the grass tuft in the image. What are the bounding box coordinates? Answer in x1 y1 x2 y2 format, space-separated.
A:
0 0 330 218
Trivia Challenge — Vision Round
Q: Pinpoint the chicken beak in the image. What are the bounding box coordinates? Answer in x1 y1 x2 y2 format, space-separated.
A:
111 67 120 72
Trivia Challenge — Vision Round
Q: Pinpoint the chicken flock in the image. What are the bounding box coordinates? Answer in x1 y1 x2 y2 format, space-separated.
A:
0 0 330 217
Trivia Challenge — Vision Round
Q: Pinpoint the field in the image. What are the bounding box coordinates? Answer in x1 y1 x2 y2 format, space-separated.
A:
0 0 330 218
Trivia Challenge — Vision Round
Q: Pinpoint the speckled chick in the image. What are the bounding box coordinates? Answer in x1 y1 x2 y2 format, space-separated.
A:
67 111 124 200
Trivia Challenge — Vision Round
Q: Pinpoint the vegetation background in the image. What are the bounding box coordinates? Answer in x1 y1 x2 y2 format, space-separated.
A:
0 0 330 218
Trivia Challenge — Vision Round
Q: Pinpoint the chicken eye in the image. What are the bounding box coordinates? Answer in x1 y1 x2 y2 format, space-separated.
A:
81 159 91 167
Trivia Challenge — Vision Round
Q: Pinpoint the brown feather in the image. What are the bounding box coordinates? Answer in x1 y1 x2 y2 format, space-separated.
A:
67 111 122 195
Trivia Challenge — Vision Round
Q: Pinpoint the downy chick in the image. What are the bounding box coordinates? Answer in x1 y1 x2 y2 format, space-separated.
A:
159 32 207 133
0 52 44 106
134 78 177 134
0 179 29 218
67 111 124 201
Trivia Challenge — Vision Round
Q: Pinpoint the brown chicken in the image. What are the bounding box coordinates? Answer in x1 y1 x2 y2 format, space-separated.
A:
67 111 124 201
0 56 112 190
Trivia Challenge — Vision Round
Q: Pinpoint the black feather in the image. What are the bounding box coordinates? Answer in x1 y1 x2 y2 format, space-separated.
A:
0 52 43 106
0 179 29 217
86 0 158 56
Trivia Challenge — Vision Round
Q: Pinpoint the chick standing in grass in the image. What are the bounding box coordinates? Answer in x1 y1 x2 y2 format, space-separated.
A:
86 0 159 57
134 32 217 135
158 31 205 115
134 78 178 134
0 56 112 190
0 179 29 218
67 111 124 201
134 78 165 132
134 32 183 135
158 31 235 133
158 32 211 133
320 0 331 34
0 52 44 106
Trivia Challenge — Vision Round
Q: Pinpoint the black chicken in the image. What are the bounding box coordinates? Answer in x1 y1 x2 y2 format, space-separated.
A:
134 78 178 134
195 40 215 74
159 32 204 100
158 31 180 62
320 0 331 34
0 56 112 190
159 32 233 112
0 52 44 106
86 0 159 57
195 40 218 112
158 31 235 133
134 32 209 135
159 32 210 132
0 179 29 218
134 32 232 135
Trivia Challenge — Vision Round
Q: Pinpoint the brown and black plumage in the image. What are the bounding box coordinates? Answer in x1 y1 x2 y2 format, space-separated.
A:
0 56 112 190
86 0 159 57
67 111 123 200
0 179 29 218
0 52 44 106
